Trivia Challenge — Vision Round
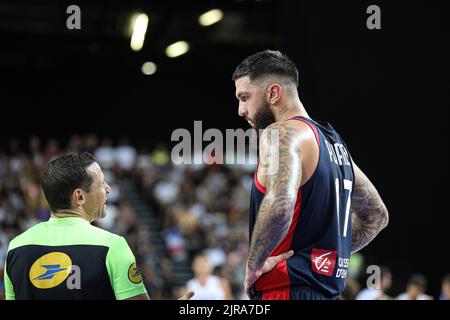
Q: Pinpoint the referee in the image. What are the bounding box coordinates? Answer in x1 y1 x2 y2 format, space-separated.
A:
3 152 192 300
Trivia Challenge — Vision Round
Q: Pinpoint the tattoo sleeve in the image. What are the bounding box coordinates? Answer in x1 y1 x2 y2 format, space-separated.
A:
247 122 302 271
350 164 389 253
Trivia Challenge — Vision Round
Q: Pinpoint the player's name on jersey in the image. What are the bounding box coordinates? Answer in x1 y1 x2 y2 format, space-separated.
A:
325 140 351 166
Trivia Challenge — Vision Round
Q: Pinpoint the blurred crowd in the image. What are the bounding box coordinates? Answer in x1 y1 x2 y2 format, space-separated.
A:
133 142 254 299
1 135 449 300
343 267 450 301
0 134 253 299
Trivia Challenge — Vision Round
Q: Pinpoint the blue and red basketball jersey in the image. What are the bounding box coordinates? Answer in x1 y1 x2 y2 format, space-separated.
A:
249 116 355 299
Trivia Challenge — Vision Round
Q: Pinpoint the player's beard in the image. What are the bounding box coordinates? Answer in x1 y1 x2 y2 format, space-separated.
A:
253 99 276 130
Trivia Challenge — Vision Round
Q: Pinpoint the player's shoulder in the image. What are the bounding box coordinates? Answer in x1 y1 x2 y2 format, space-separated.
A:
261 118 318 150
266 118 317 136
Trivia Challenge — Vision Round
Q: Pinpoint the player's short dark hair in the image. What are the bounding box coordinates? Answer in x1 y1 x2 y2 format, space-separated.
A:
41 152 96 212
407 274 427 289
232 50 299 87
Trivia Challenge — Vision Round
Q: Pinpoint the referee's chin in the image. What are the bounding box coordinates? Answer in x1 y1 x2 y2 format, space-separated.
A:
100 204 107 219
94 205 107 221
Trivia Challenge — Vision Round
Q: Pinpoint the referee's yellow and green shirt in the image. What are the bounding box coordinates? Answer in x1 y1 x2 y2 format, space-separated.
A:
3 217 147 300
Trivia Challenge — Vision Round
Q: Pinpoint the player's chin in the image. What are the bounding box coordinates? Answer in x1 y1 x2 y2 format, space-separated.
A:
247 120 256 128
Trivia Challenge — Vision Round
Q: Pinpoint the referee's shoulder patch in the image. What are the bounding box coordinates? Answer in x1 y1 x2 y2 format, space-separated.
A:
128 262 143 284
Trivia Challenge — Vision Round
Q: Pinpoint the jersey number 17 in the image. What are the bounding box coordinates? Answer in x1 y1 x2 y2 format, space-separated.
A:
335 178 353 237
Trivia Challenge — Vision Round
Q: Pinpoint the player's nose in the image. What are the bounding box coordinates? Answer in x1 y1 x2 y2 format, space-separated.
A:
238 103 247 118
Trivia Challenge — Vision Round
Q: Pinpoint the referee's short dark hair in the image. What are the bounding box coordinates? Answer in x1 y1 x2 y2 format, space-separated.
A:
41 152 96 212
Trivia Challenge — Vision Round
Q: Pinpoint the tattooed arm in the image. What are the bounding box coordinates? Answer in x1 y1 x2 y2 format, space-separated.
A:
350 162 389 253
247 121 302 272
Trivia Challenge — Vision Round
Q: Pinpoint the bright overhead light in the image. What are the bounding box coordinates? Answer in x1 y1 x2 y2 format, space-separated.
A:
141 61 157 75
198 9 223 27
130 13 149 51
165 41 190 58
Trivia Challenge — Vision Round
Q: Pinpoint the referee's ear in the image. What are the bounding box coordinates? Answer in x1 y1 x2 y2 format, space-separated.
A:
72 188 86 206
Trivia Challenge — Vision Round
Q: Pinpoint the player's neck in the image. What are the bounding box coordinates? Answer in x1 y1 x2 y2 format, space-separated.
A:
275 99 310 122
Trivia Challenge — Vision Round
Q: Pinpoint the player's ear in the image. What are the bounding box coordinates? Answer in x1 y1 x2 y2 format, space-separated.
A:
72 188 85 206
266 84 282 105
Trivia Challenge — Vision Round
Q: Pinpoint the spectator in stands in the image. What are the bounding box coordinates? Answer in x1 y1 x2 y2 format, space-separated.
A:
115 137 137 172
184 254 232 300
397 274 433 300
356 266 392 300
342 278 361 300
439 274 450 300
95 137 115 170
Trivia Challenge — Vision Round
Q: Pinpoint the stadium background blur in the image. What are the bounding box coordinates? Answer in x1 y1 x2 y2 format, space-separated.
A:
0 0 448 299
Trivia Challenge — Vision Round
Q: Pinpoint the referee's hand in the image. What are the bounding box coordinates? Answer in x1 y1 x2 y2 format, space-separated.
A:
178 291 195 300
